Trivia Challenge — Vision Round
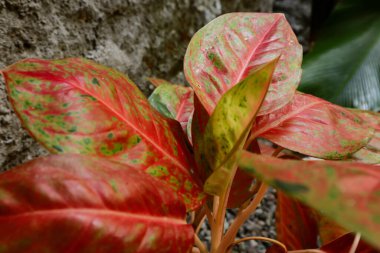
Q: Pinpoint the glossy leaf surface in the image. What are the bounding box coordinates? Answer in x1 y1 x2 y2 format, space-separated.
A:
148 80 194 141
0 154 193 253
203 59 277 195
184 13 302 116
251 92 373 159
315 213 348 245
238 152 380 249
299 0 380 111
321 233 379 253
276 191 318 250
351 110 380 164
2 58 203 210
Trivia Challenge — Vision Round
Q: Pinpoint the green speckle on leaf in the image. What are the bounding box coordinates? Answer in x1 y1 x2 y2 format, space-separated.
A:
100 143 123 156
147 165 169 177
52 145 63 152
109 179 118 193
108 133 114 139
184 180 193 191
207 52 226 71
92 77 100 86
273 180 309 194
83 138 92 145
169 176 180 190
68 126 77 133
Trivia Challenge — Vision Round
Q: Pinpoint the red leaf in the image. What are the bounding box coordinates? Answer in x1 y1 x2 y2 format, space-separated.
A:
315 212 348 245
184 13 302 116
238 152 380 249
351 110 380 164
251 92 373 159
276 191 319 250
2 58 204 210
0 154 193 253
321 233 380 253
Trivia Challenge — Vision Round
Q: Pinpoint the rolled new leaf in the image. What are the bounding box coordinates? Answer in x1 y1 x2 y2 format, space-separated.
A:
238 151 380 249
0 154 193 253
185 13 302 116
203 58 277 195
251 92 374 159
2 58 203 210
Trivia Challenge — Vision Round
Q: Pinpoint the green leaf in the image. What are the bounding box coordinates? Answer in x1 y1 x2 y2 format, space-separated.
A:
238 151 380 249
299 0 380 111
148 79 194 141
185 13 302 116
203 58 278 195
2 58 204 210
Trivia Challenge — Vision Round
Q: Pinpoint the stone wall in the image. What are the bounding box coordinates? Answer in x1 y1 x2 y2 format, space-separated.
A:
0 0 276 170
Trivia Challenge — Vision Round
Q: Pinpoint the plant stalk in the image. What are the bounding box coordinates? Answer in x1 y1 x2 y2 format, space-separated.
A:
217 183 269 253
195 234 209 253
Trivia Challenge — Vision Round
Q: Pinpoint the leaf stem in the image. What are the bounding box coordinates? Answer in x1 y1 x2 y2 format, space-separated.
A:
227 236 287 252
210 179 233 253
217 182 269 253
195 234 209 253
288 250 326 253
349 233 361 253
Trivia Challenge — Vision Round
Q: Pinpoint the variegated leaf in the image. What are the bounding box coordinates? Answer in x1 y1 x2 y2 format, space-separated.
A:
204 59 277 195
251 92 373 159
0 154 193 253
238 151 380 249
148 79 194 142
2 58 204 210
184 13 302 116
351 109 380 164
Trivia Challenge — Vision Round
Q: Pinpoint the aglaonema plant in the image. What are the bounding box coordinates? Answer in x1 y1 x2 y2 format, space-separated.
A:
1 12 380 253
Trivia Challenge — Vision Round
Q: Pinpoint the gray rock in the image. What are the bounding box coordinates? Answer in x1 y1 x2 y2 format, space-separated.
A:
0 0 273 171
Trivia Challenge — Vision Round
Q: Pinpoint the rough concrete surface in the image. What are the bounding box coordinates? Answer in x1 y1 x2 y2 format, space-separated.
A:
0 0 274 171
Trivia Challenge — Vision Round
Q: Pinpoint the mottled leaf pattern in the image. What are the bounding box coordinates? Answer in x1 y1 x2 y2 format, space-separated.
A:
0 154 193 253
191 96 254 207
148 79 194 141
191 95 212 182
204 59 277 195
251 92 373 159
351 109 380 164
2 58 203 210
238 152 380 249
276 191 318 250
184 13 302 116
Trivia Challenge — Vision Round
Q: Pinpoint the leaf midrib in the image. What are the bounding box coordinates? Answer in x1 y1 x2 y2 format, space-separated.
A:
13 70 188 173
252 99 326 139
234 15 282 85
0 208 186 225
